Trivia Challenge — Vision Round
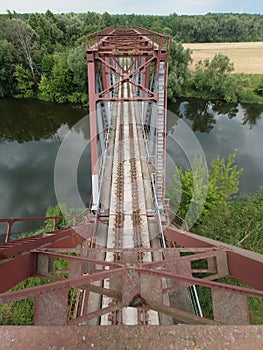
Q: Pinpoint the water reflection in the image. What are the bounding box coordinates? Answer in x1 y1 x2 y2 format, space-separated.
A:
241 103 263 129
0 98 86 142
168 98 263 133
1 97 263 230
0 98 89 226
167 98 263 193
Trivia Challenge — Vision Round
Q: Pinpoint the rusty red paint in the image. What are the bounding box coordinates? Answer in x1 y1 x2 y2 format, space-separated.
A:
1 325 263 349
1 249 262 326
0 214 90 242
0 253 37 293
227 251 263 290
212 287 250 325
34 288 68 326
0 226 89 259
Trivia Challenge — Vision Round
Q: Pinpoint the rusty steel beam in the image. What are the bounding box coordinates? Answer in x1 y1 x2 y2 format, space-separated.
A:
35 250 122 269
137 268 263 298
0 226 89 259
42 247 215 254
68 301 123 325
147 300 219 325
0 214 90 242
0 253 37 293
0 226 93 293
212 287 250 325
0 268 128 304
81 284 122 299
141 250 226 269
87 52 99 210
97 97 157 102
227 251 263 291
164 225 263 290
85 27 171 208
1 325 263 349
97 56 155 99
34 288 69 326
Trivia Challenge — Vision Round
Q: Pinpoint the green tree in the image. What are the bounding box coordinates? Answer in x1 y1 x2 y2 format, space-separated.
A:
67 45 88 101
46 54 74 103
0 39 16 97
196 188 263 254
167 149 243 225
41 53 55 76
167 40 192 102
193 53 238 102
45 203 72 230
9 17 39 84
28 11 64 51
38 74 52 101
52 54 73 102
13 64 35 98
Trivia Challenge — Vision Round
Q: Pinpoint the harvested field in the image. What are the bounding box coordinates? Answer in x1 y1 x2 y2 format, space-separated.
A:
183 42 263 74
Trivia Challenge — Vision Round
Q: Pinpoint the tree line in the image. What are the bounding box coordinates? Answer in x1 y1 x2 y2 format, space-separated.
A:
0 11 263 102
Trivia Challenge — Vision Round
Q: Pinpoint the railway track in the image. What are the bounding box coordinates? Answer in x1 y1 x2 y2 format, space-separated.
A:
67 63 194 326
100 72 159 325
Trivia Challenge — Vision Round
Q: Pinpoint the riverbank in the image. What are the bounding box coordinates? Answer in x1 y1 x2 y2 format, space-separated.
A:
180 73 263 105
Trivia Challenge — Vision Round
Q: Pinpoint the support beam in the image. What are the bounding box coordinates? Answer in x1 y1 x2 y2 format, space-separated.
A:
148 300 219 325
87 53 99 211
0 253 37 293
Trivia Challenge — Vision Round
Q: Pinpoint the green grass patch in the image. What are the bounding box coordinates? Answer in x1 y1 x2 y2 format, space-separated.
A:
234 73 263 104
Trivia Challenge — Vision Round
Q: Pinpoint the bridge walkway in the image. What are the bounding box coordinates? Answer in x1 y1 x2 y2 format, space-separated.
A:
86 72 179 325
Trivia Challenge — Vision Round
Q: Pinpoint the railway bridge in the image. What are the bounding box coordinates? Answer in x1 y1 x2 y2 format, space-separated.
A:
0 27 263 348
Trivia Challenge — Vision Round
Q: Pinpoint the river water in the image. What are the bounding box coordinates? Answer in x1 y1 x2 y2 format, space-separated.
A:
0 97 262 227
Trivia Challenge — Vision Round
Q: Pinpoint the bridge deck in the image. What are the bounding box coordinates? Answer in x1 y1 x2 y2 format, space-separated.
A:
95 80 165 325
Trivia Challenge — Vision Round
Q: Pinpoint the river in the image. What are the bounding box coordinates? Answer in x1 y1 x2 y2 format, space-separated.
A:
0 97 262 230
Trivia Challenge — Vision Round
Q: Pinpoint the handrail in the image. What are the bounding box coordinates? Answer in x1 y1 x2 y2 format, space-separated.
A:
167 208 189 231
0 212 90 243
85 25 115 52
96 127 111 213
150 173 166 248
151 175 203 318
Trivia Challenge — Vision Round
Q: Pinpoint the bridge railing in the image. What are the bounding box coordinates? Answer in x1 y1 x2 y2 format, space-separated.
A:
84 25 115 51
163 199 189 231
0 210 91 243
134 26 172 53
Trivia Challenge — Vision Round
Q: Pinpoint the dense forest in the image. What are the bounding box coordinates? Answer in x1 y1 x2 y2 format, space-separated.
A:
0 11 263 103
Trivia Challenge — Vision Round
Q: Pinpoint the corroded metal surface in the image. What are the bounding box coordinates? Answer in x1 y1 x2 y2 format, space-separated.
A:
1 325 263 350
165 225 263 290
1 246 262 326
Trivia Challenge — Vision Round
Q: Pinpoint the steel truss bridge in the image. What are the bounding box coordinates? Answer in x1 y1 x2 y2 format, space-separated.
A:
0 27 263 349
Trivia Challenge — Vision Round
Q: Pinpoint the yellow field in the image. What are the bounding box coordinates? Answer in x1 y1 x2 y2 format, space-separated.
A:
182 42 263 74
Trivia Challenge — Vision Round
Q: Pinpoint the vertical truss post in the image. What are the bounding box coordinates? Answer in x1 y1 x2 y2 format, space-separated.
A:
155 60 167 204
87 51 99 211
96 72 106 156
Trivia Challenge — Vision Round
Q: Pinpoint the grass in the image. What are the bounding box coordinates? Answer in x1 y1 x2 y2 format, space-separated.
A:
234 74 263 104
183 42 263 74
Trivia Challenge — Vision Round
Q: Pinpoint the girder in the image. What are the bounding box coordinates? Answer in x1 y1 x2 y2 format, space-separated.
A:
85 27 171 209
